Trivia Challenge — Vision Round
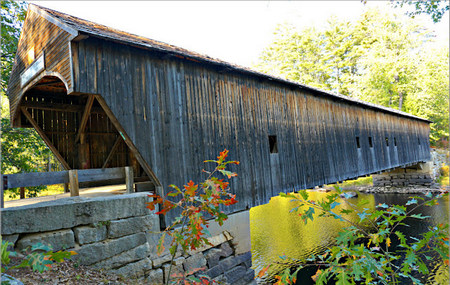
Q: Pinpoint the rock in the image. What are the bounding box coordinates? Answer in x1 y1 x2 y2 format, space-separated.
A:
234 268 255 285
146 268 164 284
111 257 152 278
152 254 172 268
1 193 153 235
183 252 207 274
339 192 358 199
219 256 238 272
212 274 228 284
73 225 107 245
204 248 223 267
172 257 185 266
16 229 75 252
224 265 246 284
93 243 150 269
204 264 223 279
163 263 184 282
1 234 19 246
74 232 147 265
235 251 252 268
1 273 24 285
108 215 155 239
220 242 234 257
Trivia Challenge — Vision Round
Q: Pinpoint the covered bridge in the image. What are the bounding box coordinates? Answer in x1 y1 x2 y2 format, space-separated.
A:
7 5 430 221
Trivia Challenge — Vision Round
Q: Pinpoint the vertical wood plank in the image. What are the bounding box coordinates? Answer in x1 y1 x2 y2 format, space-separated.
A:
125 166 134 193
68 170 79 197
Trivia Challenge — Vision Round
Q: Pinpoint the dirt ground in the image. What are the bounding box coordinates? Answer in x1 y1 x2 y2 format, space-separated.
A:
3 256 143 285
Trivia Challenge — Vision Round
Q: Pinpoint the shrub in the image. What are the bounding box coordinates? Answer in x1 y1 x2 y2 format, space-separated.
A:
258 187 449 284
147 149 239 285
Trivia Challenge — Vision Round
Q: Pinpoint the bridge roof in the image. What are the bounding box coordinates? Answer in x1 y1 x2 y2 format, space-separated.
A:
32 4 430 123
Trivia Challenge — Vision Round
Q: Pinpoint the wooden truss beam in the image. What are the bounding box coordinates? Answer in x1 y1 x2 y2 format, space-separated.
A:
75 95 95 143
21 107 71 170
94 95 162 189
102 136 122 169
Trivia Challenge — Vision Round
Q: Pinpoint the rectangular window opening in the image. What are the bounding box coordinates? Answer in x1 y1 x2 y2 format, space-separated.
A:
269 135 278 154
356 137 361 149
394 137 397 147
368 137 373 148
385 137 389 147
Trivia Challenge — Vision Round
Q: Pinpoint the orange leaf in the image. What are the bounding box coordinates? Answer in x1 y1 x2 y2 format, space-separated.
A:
311 269 322 282
377 270 383 277
218 149 229 161
386 237 391 248
257 265 270 278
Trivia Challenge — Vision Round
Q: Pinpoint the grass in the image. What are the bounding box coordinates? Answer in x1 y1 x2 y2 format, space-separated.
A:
437 163 449 187
324 176 373 189
340 176 373 188
4 184 65 201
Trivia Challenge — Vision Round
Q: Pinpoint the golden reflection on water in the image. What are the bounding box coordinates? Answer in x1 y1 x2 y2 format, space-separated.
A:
250 191 375 277
250 191 449 284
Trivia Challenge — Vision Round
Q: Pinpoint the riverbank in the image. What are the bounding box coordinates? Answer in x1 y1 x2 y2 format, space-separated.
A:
323 183 449 194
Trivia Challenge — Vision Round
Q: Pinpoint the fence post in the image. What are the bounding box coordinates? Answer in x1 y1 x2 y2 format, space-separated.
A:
20 187 25 199
125 166 134 193
68 170 79 197
1 175 4 208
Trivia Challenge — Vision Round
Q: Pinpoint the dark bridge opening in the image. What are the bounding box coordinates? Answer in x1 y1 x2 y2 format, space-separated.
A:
269 135 278 154
17 76 153 188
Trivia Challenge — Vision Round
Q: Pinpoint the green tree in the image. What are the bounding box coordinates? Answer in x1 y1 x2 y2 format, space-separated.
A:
392 0 449 23
1 0 27 96
1 1 60 198
255 8 449 146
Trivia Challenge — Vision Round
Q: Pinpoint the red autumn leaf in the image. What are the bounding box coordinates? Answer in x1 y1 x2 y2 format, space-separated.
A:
257 265 270 278
217 149 229 161
184 180 198 197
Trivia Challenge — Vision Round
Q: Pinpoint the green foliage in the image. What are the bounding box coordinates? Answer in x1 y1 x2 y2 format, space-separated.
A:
1 1 61 198
147 150 239 285
255 8 449 146
391 0 449 23
265 189 450 284
1 0 27 95
1 239 76 273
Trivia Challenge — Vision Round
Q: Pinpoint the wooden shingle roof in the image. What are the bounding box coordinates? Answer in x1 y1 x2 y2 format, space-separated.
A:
33 4 430 123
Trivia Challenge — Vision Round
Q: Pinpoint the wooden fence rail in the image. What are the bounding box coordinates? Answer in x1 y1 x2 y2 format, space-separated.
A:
1 166 134 208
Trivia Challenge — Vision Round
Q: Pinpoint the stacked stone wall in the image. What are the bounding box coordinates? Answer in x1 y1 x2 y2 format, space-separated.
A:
1 193 254 284
372 163 433 187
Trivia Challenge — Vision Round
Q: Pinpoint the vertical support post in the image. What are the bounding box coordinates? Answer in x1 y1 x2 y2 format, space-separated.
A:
1 175 4 208
69 170 79 197
125 166 134 194
63 183 69 193
20 187 25 199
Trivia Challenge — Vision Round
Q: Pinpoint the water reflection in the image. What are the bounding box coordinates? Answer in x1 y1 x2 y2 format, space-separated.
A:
250 191 449 284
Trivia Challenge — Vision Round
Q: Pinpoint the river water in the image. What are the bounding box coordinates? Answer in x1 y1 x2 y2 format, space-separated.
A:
250 191 449 284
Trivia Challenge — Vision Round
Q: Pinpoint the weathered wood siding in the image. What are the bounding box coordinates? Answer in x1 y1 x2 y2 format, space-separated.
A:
73 37 430 218
7 8 74 126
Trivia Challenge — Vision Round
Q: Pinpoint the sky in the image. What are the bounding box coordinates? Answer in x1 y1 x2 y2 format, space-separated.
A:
28 1 449 68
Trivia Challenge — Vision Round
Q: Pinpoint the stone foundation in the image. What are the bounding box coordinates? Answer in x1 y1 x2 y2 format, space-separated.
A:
1 193 254 284
372 162 433 187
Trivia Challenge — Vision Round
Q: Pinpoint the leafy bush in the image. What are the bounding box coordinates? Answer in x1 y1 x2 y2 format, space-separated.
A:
147 149 239 284
258 187 449 284
1 240 76 273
